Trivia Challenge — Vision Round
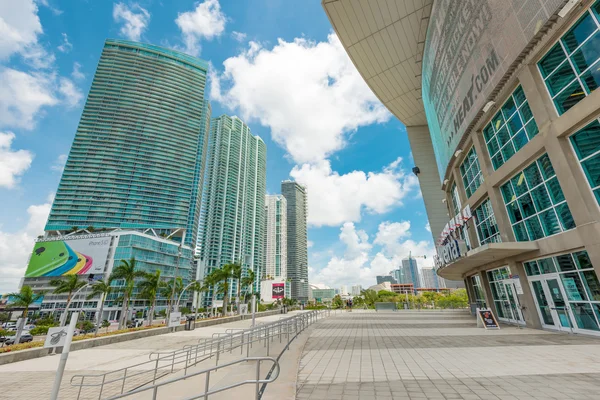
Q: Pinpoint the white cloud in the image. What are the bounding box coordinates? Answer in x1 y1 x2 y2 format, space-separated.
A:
51 153 67 172
211 33 390 164
72 62 85 80
307 240 314 249
0 198 51 294
231 31 246 42
425 222 431 232
175 0 227 56
113 2 150 41
36 0 63 16
309 220 436 289
0 67 58 129
290 157 419 227
0 0 43 60
57 32 72 53
58 77 83 107
0 132 34 188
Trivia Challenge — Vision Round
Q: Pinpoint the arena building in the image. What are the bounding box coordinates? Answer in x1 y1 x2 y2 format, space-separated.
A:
324 0 600 334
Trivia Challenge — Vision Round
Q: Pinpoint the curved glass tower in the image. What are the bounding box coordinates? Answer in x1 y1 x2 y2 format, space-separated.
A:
45 39 211 247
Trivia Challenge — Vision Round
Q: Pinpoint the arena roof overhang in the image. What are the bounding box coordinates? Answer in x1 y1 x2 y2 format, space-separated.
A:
322 0 432 127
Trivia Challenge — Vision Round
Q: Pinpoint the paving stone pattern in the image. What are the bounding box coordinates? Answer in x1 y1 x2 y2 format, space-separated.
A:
296 310 600 399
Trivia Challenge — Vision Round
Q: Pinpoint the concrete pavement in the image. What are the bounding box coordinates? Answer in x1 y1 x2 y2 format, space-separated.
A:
296 310 600 400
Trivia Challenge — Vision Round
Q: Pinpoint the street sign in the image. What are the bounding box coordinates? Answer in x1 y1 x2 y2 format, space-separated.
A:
168 312 181 328
44 326 69 348
477 308 500 330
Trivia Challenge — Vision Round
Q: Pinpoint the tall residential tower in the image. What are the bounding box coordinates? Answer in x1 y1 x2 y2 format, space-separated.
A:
265 195 287 279
200 115 267 304
281 181 309 301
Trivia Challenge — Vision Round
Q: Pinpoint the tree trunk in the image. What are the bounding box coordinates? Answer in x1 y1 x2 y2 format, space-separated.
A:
222 281 229 317
60 293 74 327
149 298 155 326
119 292 129 330
236 281 241 315
95 292 105 336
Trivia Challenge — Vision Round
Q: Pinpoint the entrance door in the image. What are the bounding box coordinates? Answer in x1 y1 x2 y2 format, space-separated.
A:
530 275 573 331
501 280 525 323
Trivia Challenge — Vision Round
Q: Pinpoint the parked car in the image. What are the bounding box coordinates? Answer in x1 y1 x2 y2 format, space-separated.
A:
23 324 36 331
2 322 17 331
5 332 33 345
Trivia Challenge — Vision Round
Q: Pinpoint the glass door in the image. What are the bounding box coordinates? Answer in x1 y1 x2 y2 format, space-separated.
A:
529 275 573 331
502 280 524 323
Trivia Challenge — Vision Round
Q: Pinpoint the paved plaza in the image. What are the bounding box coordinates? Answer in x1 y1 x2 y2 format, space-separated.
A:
296 310 600 400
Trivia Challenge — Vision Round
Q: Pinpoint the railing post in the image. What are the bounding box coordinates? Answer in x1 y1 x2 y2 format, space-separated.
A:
241 332 244 355
205 370 211 400
152 386 158 400
98 374 105 400
153 358 159 384
185 348 190 376
77 376 83 400
121 368 128 394
266 328 270 356
255 360 261 400
216 341 220 365
171 352 175 373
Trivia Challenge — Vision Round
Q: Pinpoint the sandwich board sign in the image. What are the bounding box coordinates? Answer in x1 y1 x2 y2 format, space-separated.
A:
477 308 500 329
168 312 181 328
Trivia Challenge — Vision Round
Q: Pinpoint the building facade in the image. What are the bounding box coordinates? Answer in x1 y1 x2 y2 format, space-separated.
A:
45 39 211 248
401 258 421 290
351 285 362 296
376 275 397 285
281 181 309 301
265 195 287 280
421 267 444 290
199 115 267 305
324 0 600 335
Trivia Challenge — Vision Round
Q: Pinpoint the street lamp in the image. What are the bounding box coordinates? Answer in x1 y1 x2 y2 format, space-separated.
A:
59 282 91 327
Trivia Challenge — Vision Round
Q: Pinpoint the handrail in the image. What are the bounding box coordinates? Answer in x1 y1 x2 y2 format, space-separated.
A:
105 357 279 400
70 310 329 399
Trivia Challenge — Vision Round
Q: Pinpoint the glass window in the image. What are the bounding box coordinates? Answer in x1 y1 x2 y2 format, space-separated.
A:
451 183 461 216
470 275 487 308
570 119 600 207
500 154 575 241
483 86 539 170
473 198 501 245
538 3 600 115
460 147 484 198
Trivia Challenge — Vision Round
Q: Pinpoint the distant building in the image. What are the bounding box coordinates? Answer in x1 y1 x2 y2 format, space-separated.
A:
390 283 414 295
309 285 335 302
390 269 405 284
376 275 397 285
401 258 421 289
265 195 287 280
421 268 445 290
368 282 392 292
340 285 348 295
282 181 309 301
351 285 362 296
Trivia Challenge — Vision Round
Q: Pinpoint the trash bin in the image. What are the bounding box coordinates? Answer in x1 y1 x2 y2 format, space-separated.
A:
403 302 409 310
185 316 195 331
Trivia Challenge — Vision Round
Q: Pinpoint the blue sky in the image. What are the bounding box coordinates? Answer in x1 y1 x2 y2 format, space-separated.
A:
0 0 435 293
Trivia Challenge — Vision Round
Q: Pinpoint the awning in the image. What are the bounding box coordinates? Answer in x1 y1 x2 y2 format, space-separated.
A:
437 242 539 280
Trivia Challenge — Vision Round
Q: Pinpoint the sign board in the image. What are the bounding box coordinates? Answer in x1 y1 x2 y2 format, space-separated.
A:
44 326 69 348
477 308 500 329
513 278 524 295
25 237 111 277
168 312 181 328
562 278 582 301
239 304 248 315
422 0 563 180
212 300 223 308
434 239 468 269
272 283 285 299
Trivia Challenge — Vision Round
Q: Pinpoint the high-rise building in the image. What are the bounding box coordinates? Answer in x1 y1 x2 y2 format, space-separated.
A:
421 268 444 290
265 195 287 279
281 181 309 301
21 40 210 322
46 39 211 248
199 115 267 304
376 275 397 285
401 258 421 290
390 268 405 284
351 285 362 296
340 285 348 295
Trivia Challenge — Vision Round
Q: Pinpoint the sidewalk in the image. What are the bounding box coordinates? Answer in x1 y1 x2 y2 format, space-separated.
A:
296 310 600 400
0 310 302 400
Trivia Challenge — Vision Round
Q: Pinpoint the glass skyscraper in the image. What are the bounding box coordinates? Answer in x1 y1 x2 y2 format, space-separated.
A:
265 194 287 279
282 181 309 301
199 115 267 303
45 39 211 247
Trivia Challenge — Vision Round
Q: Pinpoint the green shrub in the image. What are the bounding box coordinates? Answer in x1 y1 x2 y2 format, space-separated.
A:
29 326 50 336
0 329 15 337
77 320 95 332
33 317 57 327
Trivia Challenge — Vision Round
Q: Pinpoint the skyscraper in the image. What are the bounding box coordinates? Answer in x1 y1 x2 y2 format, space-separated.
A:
265 195 287 279
421 267 445 290
351 285 362 296
402 258 421 289
45 39 211 248
200 115 267 303
281 181 309 301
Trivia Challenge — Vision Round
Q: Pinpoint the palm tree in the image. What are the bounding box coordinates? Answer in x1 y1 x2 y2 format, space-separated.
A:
50 275 88 326
189 280 205 322
7 286 44 318
204 269 221 317
110 257 146 330
160 277 183 319
241 269 256 303
360 289 379 309
231 263 243 313
87 280 112 335
219 264 238 315
138 270 162 326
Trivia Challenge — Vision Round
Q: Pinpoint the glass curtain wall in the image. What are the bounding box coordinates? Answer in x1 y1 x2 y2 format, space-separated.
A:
570 119 600 203
473 198 501 245
460 147 484 198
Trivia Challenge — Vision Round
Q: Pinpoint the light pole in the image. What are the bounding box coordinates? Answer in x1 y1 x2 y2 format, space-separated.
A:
59 282 91 327
175 280 201 313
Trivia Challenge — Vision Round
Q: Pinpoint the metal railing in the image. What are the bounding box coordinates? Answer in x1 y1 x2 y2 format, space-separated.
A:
70 310 329 399
105 357 279 400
